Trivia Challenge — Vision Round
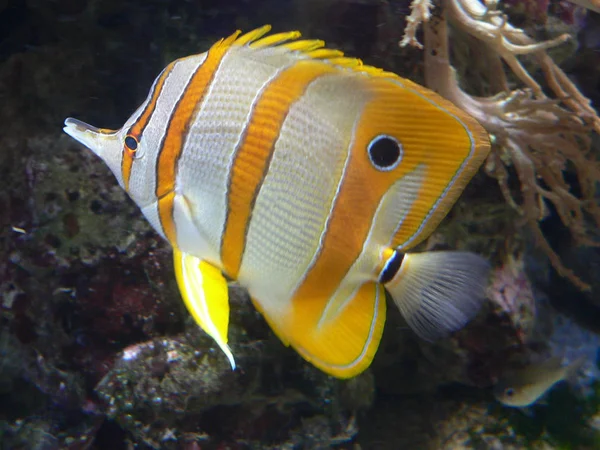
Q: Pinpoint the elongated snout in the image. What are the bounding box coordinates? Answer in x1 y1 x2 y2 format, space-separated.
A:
63 117 124 187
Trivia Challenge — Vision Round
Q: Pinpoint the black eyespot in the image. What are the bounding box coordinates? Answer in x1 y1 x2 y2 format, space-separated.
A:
505 388 515 397
125 135 138 151
379 251 405 284
368 135 402 170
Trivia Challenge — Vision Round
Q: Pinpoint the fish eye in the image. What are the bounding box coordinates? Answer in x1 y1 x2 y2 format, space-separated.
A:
125 135 139 152
367 135 403 171
505 388 515 397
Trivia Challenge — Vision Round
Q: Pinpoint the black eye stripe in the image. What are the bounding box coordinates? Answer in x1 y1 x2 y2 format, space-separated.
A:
125 135 138 151
368 135 402 171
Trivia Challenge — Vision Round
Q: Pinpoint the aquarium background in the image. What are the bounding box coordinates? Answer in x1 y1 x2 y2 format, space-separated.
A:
1 0 599 448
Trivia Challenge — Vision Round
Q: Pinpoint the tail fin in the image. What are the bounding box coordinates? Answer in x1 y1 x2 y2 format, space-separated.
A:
385 251 490 341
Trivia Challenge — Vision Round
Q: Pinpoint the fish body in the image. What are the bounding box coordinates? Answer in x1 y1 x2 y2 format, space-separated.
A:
64 26 491 378
494 356 587 407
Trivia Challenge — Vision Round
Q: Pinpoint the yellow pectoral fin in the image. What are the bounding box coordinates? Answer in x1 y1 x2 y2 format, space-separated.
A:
173 249 235 370
256 282 386 379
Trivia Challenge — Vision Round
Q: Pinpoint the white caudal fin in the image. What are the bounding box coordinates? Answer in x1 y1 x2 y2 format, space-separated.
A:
385 251 490 341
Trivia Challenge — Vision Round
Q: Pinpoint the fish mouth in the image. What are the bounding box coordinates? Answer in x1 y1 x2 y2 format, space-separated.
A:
63 117 101 150
64 117 102 134
63 118 118 155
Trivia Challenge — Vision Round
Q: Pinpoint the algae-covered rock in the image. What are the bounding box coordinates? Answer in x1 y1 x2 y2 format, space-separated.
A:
95 333 259 447
97 334 260 417
94 326 371 448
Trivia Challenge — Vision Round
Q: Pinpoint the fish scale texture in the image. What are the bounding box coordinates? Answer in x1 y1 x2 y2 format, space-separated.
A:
239 75 368 311
178 52 279 260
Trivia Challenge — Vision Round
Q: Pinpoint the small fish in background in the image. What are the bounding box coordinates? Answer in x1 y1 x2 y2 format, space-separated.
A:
63 25 491 378
493 355 587 408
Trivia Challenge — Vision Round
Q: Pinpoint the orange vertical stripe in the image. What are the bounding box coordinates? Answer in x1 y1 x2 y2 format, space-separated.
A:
220 60 338 278
158 191 177 244
156 32 241 246
121 61 176 191
289 74 484 316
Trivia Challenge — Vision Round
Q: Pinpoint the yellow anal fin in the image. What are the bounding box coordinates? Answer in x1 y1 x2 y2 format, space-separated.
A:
254 282 386 379
173 249 235 370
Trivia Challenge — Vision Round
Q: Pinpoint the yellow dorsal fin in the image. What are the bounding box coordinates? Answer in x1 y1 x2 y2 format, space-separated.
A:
233 24 272 46
304 48 345 59
283 39 325 52
223 25 397 79
250 30 302 49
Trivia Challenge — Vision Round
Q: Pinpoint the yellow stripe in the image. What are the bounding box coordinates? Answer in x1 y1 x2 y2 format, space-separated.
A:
122 62 176 191
220 60 338 278
156 32 241 246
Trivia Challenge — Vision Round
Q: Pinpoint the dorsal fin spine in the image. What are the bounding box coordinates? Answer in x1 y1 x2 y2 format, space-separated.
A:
283 39 325 52
221 25 397 79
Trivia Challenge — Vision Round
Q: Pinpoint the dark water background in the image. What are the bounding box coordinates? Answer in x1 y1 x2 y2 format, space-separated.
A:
1 0 600 448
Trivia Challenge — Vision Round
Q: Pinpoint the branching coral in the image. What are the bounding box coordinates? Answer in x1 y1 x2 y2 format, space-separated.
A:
401 0 600 289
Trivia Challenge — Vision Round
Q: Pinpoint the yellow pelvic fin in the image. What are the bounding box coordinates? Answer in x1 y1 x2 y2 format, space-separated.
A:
253 282 386 379
173 249 235 370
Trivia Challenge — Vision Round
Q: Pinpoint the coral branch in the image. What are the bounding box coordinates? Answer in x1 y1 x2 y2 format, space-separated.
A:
418 0 600 290
400 0 435 48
